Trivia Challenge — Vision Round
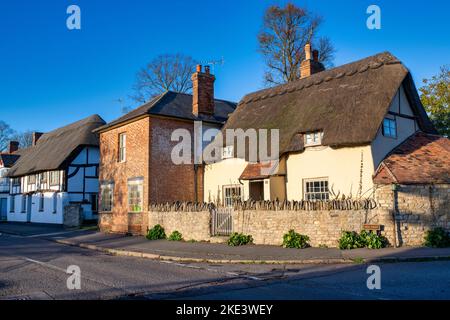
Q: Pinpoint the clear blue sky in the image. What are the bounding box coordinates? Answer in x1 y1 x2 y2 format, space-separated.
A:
1 0 449 133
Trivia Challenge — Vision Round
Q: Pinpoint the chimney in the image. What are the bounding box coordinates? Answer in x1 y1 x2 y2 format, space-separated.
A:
8 141 19 154
300 43 325 79
191 64 215 116
32 132 43 146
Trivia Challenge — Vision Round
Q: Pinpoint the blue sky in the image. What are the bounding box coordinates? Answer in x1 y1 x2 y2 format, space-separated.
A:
1 0 449 133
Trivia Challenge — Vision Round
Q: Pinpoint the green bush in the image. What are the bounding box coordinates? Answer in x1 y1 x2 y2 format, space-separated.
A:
360 230 388 249
227 232 253 246
168 230 183 241
282 230 310 249
339 230 388 250
424 227 450 248
146 224 166 240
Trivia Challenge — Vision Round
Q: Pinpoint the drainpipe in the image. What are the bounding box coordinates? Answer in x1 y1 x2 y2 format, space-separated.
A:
391 183 399 248
194 164 198 203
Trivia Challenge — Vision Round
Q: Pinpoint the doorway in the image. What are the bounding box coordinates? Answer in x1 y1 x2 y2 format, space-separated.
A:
249 181 265 201
0 198 7 220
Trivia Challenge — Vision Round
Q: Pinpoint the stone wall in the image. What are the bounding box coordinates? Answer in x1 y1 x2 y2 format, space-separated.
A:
148 210 211 241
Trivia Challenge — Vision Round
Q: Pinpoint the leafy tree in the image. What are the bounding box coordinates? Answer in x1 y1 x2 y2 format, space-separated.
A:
420 65 450 137
131 53 198 103
258 2 335 86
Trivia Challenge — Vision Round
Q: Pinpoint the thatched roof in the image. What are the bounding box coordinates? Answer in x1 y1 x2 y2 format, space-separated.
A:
8 115 106 177
220 52 436 158
373 132 450 184
95 91 236 132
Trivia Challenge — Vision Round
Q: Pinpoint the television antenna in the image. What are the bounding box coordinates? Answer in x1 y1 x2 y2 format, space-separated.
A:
200 56 225 74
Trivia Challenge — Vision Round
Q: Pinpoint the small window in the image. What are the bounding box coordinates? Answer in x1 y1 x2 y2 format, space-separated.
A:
91 194 98 213
52 193 57 213
40 173 47 184
10 196 15 212
222 146 234 159
304 178 329 201
119 133 126 162
128 178 143 212
21 195 27 213
12 178 20 186
100 182 114 212
28 175 36 184
382 118 397 138
223 185 242 207
49 171 60 186
39 194 44 212
304 131 323 147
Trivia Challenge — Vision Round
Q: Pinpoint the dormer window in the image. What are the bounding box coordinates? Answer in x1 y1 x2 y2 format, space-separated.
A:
382 118 397 138
222 145 234 159
304 131 323 147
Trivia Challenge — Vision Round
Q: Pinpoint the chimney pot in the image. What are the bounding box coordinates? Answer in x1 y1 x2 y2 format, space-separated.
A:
204 65 210 74
312 50 319 62
196 64 202 72
304 43 312 60
32 132 43 146
8 141 19 154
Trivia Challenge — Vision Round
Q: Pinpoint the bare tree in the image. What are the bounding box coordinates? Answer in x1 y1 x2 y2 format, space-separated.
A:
11 130 34 149
0 121 13 152
258 3 335 86
131 54 198 104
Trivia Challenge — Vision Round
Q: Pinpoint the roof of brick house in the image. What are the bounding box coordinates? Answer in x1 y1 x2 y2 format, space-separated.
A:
95 91 237 133
0 153 21 168
8 114 106 178
373 132 450 184
218 52 437 158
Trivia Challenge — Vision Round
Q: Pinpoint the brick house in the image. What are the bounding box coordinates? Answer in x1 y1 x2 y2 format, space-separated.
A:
96 65 236 234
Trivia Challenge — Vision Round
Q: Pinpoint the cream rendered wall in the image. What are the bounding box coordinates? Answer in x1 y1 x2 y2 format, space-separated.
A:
371 85 418 167
286 145 375 200
204 158 249 203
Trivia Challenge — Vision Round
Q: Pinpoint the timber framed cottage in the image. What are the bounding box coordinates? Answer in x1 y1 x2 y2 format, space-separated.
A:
0 141 22 220
96 65 236 234
204 45 446 204
7 115 106 224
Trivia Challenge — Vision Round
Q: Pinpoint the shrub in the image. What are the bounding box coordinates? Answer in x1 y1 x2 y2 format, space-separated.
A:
424 227 450 248
282 230 310 249
339 230 388 250
359 230 388 249
338 231 365 250
168 230 183 241
227 232 253 246
146 224 166 240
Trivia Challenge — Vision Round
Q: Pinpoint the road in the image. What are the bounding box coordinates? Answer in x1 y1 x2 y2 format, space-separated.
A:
1 232 449 300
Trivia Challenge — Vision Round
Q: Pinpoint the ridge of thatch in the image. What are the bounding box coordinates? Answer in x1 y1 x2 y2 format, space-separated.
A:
8 115 106 177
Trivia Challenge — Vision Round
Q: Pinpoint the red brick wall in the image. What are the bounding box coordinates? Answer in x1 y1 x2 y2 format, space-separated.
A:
99 117 150 233
149 117 203 203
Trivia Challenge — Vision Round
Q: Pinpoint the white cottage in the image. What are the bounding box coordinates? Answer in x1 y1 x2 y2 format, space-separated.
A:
7 115 106 224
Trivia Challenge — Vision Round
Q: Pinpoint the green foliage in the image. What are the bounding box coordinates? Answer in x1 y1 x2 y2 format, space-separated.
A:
168 230 183 241
282 230 310 249
424 227 450 248
339 230 388 250
146 224 166 240
419 65 450 137
227 232 253 246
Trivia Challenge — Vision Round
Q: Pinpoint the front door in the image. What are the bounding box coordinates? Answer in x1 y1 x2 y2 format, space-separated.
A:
249 181 265 201
26 195 32 222
0 198 7 220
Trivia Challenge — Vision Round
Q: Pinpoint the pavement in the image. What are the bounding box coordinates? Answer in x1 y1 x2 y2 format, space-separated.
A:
1 222 450 265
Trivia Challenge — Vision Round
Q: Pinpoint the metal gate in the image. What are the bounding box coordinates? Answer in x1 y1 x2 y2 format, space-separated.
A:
211 207 233 236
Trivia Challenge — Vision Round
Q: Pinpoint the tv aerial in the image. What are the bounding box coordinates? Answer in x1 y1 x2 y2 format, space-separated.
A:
201 56 225 74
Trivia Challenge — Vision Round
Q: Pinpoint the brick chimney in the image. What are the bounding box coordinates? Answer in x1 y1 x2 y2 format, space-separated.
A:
192 64 215 116
300 43 325 79
32 132 43 146
8 141 19 154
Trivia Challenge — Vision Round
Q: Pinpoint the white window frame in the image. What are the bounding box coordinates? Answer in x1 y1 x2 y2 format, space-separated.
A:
304 131 323 147
119 133 126 162
223 185 242 207
303 178 329 201
222 145 234 159
382 117 397 138
128 178 143 213
100 182 114 212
